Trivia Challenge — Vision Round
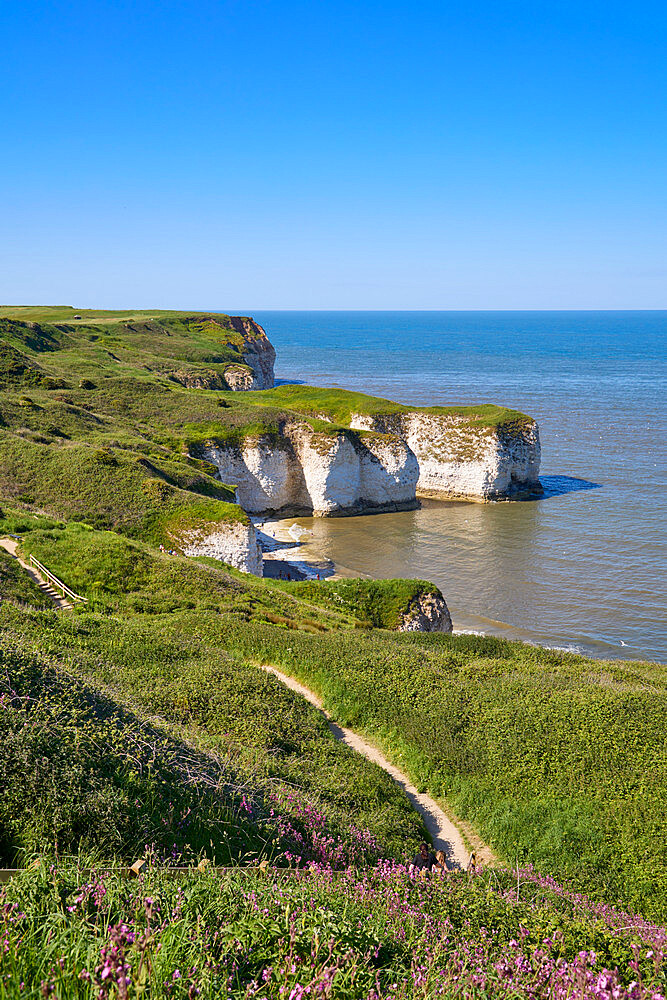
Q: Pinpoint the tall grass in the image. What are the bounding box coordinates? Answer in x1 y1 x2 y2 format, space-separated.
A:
2 859 665 999
2 514 666 916
218 619 667 918
0 593 424 869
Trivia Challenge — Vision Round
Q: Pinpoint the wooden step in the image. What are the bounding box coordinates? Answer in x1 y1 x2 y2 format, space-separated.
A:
1 537 82 611
36 581 73 609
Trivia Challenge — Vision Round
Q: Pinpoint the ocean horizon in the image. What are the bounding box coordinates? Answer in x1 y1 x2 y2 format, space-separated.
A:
250 310 667 663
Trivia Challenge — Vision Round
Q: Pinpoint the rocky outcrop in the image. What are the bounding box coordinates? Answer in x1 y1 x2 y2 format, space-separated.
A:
167 317 275 392
179 521 262 575
221 365 260 390
398 590 452 633
169 364 262 391
202 423 419 516
226 317 275 389
170 369 225 390
349 412 542 500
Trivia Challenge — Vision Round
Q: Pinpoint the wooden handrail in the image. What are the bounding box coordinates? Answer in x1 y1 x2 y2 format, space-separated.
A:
29 555 88 604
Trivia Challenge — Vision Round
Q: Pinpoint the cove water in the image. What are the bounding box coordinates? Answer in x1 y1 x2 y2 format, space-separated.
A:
252 312 667 663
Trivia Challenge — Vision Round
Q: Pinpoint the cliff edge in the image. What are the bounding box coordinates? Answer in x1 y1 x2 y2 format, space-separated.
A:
198 387 542 514
0 307 542 576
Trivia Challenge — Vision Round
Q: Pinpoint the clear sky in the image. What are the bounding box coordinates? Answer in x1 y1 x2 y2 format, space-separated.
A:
2 0 666 309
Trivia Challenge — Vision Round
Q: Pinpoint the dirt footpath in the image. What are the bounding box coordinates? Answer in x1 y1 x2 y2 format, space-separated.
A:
262 665 495 869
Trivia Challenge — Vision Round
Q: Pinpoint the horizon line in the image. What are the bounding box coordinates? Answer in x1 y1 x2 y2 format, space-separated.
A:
4 304 666 314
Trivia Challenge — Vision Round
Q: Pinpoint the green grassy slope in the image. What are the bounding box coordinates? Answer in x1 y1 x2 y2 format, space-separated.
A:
1 511 665 918
231 624 667 918
0 310 273 546
278 577 444 630
1 643 265 864
0 546 51 608
0 307 533 455
0 436 245 540
0 598 424 868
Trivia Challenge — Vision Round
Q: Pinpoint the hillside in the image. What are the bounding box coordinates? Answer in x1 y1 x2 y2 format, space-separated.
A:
0 307 542 522
1 508 665 919
1 307 665 997
2 539 666 997
4 860 666 1000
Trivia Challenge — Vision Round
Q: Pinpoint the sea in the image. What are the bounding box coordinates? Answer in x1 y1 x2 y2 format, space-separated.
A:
252 311 667 664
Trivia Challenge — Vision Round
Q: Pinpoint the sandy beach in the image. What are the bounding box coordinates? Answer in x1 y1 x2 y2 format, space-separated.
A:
253 516 336 581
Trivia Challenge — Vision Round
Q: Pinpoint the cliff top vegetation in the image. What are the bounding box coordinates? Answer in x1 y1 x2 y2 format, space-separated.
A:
0 308 537 549
1 504 665 923
1 307 664 935
253 383 535 430
5 858 666 1000
0 308 269 384
2 501 666 996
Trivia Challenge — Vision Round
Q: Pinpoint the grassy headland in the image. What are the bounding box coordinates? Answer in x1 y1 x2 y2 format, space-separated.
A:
1 508 665 921
279 577 445 630
0 306 537 545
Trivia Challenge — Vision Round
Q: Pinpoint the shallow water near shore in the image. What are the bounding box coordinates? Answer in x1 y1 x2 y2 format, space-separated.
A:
252 311 667 662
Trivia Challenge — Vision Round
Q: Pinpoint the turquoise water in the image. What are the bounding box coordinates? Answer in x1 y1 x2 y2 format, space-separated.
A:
254 312 667 663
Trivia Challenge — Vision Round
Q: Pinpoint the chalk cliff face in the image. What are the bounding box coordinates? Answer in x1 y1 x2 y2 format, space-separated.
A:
178 521 263 575
202 423 419 515
227 317 275 389
398 590 453 633
201 410 541 515
349 412 542 500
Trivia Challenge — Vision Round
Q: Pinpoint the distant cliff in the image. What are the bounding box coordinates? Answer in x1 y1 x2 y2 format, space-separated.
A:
0 306 541 574
227 317 275 389
165 316 275 390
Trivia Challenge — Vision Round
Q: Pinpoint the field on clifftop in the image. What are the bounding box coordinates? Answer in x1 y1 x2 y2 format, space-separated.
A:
1 308 666 997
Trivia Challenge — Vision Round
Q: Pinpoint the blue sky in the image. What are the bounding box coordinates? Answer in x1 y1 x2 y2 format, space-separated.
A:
2 0 666 309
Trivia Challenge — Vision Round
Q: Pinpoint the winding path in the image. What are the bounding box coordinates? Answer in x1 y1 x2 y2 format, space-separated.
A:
1 532 490 868
262 665 493 869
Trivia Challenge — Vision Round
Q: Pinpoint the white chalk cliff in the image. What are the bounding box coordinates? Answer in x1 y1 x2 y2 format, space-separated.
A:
201 412 540 515
176 318 541 516
348 412 541 501
203 423 419 516
178 521 263 575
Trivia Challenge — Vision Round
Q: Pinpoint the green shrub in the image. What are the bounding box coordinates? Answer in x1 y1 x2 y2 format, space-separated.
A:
280 577 443 629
